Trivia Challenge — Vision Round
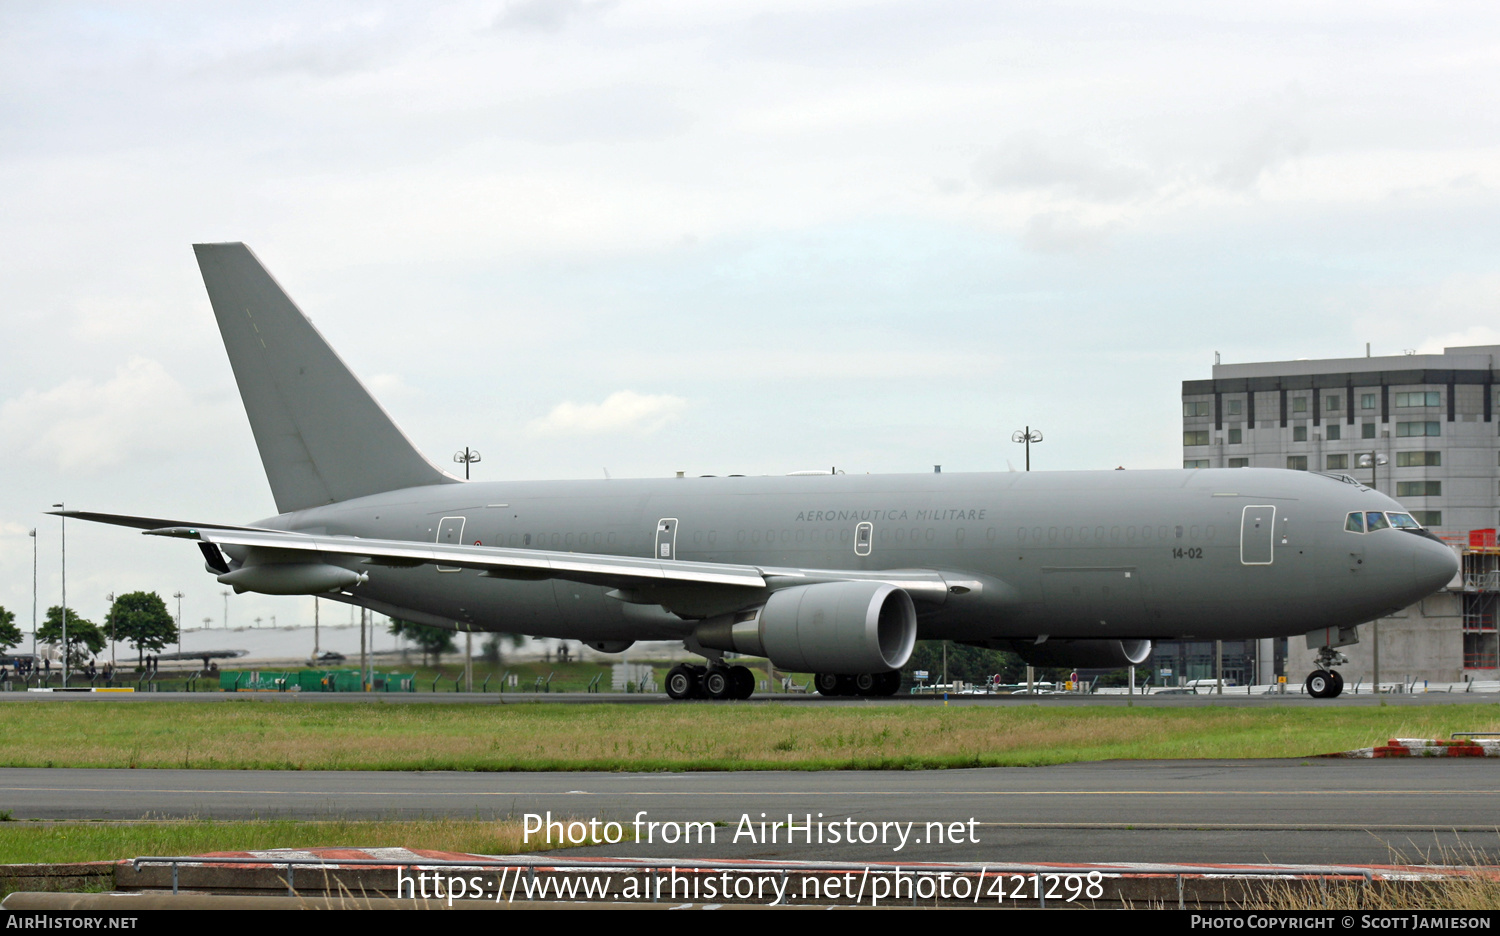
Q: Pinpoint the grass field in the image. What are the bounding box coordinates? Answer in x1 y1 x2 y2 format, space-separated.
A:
0 819 550 868
3 700 1498 771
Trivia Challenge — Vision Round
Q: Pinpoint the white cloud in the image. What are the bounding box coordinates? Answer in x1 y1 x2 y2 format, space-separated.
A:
527 391 687 436
0 358 226 473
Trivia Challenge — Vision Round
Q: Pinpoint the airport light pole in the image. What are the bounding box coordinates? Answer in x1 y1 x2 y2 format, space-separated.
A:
30 529 37 670
52 504 66 687
174 591 184 658
1355 452 1387 492
453 447 481 481
107 592 115 673
221 590 229 630
1011 427 1043 471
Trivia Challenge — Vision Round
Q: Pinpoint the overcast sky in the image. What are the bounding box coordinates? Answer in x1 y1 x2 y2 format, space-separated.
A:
3 1 1499 636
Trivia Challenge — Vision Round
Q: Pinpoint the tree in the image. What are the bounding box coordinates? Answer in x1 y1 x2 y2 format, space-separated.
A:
389 618 456 667
0 606 21 654
105 592 178 669
38 606 105 668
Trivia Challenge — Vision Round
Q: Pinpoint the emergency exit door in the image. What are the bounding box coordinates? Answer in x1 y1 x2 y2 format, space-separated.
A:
1240 505 1275 566
655 518 678 561
436 516 465 572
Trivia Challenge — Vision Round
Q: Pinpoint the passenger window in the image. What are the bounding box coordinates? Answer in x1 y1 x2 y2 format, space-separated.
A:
608 532 616 545
896 528 906 542
926 528 935 542
1158 526 1168 540
1366 512 1391 532
986 527 997 543
1346 513 1364 533
736 530 745 544
524 534 531 546
1017 528 1027 543
956 527 966 545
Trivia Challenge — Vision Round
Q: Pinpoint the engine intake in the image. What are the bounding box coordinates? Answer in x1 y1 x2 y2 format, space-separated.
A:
694 581 917 675
1009 638 1152 669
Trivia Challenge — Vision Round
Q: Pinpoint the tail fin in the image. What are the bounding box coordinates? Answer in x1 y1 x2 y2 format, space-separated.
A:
194 243 458 513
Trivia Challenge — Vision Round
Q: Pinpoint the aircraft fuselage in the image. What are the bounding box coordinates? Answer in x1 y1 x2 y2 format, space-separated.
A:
248 466 1458 646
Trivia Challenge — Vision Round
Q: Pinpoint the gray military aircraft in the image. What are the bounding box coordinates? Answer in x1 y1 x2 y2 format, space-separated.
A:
56 243 1459 700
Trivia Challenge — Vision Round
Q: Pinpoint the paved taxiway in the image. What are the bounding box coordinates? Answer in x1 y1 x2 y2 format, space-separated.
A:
5 760 1496 866
1 690 1490 707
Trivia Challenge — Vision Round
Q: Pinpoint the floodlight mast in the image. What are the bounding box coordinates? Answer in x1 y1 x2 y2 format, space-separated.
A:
453 447 481 481
1011 427 1043 471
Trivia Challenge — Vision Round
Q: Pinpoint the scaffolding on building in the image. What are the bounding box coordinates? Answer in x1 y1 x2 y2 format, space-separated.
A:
1460 534 1499 671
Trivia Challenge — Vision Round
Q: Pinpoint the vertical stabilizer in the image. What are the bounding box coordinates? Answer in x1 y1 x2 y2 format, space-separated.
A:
194 243 458 513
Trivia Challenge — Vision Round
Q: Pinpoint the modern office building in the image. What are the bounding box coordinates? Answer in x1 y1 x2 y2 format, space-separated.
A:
1170 345 1500 686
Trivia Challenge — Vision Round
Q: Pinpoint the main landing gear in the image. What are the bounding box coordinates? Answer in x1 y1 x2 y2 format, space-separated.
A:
665 663 755 700
1304 646 1349 699
813 671 902 697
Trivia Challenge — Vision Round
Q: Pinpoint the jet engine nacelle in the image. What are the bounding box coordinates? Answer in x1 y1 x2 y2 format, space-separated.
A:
1009 638 1152 669
217 563 368 596
694 581 917 675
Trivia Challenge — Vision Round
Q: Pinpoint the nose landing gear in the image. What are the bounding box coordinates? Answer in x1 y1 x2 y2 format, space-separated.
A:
1305 647 1349 699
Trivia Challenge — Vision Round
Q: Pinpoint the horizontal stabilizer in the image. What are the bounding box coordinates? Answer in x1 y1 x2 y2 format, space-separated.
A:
47 510 278 533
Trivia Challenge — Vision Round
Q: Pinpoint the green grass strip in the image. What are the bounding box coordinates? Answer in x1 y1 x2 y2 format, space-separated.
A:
0 819 546 867
2 700 1498 771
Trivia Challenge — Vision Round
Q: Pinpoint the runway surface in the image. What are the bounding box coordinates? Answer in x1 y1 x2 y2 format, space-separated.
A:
2 689 1491 707
5 760 1497 866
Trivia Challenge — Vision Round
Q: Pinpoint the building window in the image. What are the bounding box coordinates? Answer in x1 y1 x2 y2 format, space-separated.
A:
1362 422 1377 439
1395 451 1441 467
1396 480 1441 497
1184 430 1210 446
1327 454 1348 470
1394 391 1441 408
1326 424 1341 441
1396 421 1441 437
1228 428 1242 444
1292 397 1308 414
1184 459 1210 469
1361 393 1377 410
1293 425 1307 442
1183 401 1210 417
1287 456 1308 471
1228 399 1243 416
1228 457 1249 468
1413 511 1442 527
1325 394 1342 413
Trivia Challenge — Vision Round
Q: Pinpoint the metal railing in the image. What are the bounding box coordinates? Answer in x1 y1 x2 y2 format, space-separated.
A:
131 853 1399 908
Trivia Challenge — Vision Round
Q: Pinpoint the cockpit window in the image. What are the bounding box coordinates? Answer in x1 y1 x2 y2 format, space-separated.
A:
1366 511 1391 532
1386 512 1422 530
1345 512 1365 533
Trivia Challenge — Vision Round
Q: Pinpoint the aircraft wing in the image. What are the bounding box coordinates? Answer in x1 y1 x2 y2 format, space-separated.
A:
141 525 958 604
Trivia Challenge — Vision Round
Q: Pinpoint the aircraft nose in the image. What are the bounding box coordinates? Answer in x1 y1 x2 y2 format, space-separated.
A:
1412 537 1460 593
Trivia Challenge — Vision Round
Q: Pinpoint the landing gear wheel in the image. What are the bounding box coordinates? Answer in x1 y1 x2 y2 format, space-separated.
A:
1327 670 1344 698
872 671 903 696
729 665 755 700
666 664 700 700
853 673 878 696
702 668 733 700
1306 669 1334 698
814 673 844 696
